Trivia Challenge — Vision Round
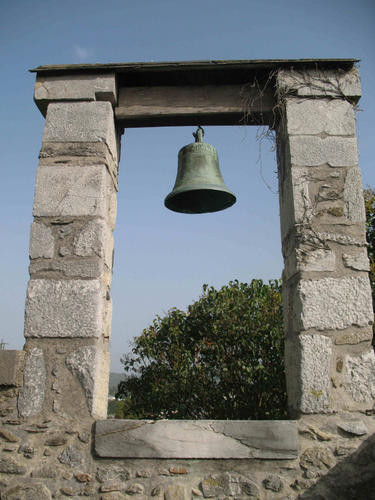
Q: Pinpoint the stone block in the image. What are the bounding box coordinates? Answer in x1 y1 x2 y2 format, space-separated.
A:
34 72 117 114
294 276 373 331
285 335 332 414
1 483 51 499
344 350 375 403
344 167 366 222
164 484 188 500
18 347 46 418
335 327 373 345
286 98 356 136
94 419 298 459
342 249 370 271
33 165 108 217
289 136 358 167
73 219 113 269
42 101 118 163
285 247 335 278
29 257 104 279
66 343 109 418
29 222 55 259
24 279 104 338
0 350 24 386
277 67 361 100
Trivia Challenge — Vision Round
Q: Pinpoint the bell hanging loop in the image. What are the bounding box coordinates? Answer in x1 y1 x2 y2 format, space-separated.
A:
164 127 236 214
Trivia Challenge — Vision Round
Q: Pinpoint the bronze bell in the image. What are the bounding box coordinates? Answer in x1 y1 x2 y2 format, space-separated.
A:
164 127 236 214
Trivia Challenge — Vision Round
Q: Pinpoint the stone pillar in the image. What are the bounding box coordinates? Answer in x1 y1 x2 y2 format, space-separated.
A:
20 73 120 420
276 67 375 416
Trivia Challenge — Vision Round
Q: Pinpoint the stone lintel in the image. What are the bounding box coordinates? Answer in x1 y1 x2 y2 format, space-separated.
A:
94 419 298 459
277 67 361 102
0 350 25 387
34 72 117 116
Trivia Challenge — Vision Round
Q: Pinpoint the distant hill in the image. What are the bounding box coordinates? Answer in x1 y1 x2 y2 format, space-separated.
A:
109 372 126 396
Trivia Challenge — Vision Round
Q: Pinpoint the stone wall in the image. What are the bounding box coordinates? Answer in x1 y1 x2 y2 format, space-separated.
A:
0 61 374 499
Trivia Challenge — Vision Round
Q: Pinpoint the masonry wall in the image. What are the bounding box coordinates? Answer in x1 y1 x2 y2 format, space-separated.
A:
0 64 374 499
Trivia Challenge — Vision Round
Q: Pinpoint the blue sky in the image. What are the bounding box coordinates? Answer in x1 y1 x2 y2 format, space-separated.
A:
0 0 374 371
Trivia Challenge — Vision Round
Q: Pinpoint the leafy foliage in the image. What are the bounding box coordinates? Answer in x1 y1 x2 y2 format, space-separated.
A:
364 188 375 342
116 279 287 420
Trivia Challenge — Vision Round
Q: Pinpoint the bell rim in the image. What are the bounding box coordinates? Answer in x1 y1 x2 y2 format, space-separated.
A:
164 186 236 214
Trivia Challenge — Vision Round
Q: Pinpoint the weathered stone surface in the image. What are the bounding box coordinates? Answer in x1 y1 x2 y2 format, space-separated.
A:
136 469 151 477
0 350 24 386
96 465 130 483
29 257 104 279
285 247 335 278
169 465 188 474
277 67 361 99
100 481 123 492
191 487 202 497
95 419 298 459
66 346 96 412
307 425 335 441
78 430 90 443
99 493 127 500
344 167 366 222
300 446 335 470
164 484 188 500
200 472 258 498
2 483 52 499
285 335 332 413
286 98 355 136
0 456 27 474
74 472 91 482
25 279 103 338
33 165 108 217
18 442 35 458
17 347 46 418
289 136 357 167
344 350 375 403
0 428 20 442
29 222 55 259
34 73 117 110
73 219 113 268
342 250 370 271
263 474 284 492
31 464 64 478
58 445 83 468
125 483 144 495
295 276 373 331
335 444 356 456
42 101 118 163
45 433 67 446
335 327 373 345
338 419 368 436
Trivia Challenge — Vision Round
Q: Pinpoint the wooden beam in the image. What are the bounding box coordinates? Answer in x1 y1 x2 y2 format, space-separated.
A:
115 84 275 127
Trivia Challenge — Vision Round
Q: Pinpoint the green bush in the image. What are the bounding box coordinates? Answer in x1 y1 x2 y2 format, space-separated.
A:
116 279 287 420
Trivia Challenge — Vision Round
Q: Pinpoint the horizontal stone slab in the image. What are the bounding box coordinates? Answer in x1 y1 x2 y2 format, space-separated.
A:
94 419 298 460
277 68 361 100
34 73 117 115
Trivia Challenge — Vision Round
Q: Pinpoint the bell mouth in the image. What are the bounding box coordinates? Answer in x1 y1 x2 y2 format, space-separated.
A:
164 187 236 214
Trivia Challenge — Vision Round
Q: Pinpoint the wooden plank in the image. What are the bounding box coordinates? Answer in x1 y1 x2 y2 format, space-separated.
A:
115 84 274 127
